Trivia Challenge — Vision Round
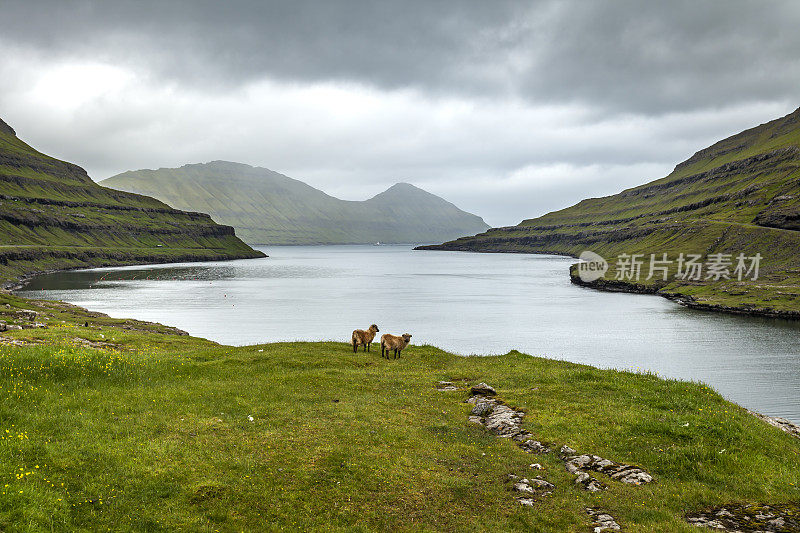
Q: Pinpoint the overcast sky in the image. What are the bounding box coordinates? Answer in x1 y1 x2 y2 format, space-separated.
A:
1 1 799 226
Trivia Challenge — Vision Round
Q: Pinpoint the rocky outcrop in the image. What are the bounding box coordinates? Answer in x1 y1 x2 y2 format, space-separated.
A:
506 473 555 506
559 445 653 491
586 508 621 532
686 503 800 532
466 394 550 454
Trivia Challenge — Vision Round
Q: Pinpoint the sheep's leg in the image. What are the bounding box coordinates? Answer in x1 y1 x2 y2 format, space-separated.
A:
353 342 358 353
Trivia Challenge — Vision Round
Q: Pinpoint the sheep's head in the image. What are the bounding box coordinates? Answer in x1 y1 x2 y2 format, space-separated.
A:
369 324 379 332
402 333 412 342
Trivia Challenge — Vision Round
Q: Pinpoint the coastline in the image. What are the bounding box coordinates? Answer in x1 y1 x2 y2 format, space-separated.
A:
1 249 268 292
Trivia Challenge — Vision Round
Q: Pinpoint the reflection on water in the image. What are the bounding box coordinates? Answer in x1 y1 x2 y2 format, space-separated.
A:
17 245 800 424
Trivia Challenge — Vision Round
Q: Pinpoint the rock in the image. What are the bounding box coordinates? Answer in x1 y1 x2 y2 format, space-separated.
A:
436 381 459 392
529 477 555 491
529 463 543 470
470 382 497 396
518 498 536 507
560 446 653 490
587 507 621 532
519 440 550 454
470 398 495 417
4 324 22 331
12 310 38 321
749 410 800 439
21 323 48 329
513 482 536 495
560 445 577 457
685 502 800 531
467 416 483 425
484 404 523 437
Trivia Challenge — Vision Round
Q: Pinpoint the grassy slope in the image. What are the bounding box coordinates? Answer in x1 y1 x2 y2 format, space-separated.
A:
100 161 490 245
420 108 800 316
0 119 264 288
0 291 798 532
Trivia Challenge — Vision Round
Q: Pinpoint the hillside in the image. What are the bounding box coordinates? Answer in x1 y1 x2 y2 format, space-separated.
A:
101 161 490 244
1 290 798 531
420 107 800 317
0 118 264 287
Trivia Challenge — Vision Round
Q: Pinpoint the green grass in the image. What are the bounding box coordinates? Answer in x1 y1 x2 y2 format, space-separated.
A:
1 292 798 531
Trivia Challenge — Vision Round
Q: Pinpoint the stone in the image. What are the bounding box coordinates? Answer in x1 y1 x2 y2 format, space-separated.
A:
685 502 800 531
518 498 536 507
519 439 550 454
513 482 535 495
470 382 497 396
529 477 555 491
587 507 621 532
470 398 495 417
436 381 459 392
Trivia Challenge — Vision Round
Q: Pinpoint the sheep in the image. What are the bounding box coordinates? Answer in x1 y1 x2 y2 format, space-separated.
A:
351 324 379 353
381 333 412 359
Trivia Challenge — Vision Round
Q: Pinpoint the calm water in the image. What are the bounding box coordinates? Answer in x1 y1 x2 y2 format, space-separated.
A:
17 245 800 423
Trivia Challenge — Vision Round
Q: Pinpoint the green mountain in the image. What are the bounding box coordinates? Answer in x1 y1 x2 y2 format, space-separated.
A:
101 161 489 245
420 107 800 317
0 118 263 287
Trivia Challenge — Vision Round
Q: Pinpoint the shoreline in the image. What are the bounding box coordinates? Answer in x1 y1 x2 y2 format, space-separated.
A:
2 251 268 292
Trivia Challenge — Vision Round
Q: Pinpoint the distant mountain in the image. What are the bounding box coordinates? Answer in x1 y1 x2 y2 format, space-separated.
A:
0 118 263 287
421 107 800 318
101 161 489 245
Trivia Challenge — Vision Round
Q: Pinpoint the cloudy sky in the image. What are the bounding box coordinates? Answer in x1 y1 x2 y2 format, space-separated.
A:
1 1 799 226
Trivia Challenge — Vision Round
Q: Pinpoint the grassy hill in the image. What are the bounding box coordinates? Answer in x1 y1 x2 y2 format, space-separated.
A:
420 107 800 318
0 291 798 531
101 161 490 245
0 118 264 288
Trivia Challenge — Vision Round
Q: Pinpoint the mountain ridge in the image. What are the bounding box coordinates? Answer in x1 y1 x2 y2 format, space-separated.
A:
101 162 489 245
420 106 800 317
0 119 264 287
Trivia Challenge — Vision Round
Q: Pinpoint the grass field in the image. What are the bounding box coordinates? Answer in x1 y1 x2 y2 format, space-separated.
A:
1 292 798 532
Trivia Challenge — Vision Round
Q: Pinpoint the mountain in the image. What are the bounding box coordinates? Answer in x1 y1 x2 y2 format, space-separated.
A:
100 161 489 245
0 118 263 287
420 107 800 317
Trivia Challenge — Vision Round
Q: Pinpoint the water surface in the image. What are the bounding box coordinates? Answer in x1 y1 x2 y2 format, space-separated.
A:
17 245 800 423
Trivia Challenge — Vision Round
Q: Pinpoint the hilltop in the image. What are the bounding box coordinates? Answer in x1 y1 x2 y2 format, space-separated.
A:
101 161 490 245
0 118 264 287
420 107 800 317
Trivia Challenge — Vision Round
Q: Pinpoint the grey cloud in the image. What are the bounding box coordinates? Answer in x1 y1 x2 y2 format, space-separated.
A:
2 1 800 113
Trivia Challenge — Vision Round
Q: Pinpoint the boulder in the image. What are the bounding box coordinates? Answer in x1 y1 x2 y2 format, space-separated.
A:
470 382 497 396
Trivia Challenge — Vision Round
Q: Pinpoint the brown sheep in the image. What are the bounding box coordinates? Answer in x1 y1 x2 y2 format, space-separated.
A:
351 324 379 353
381 333 412 359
